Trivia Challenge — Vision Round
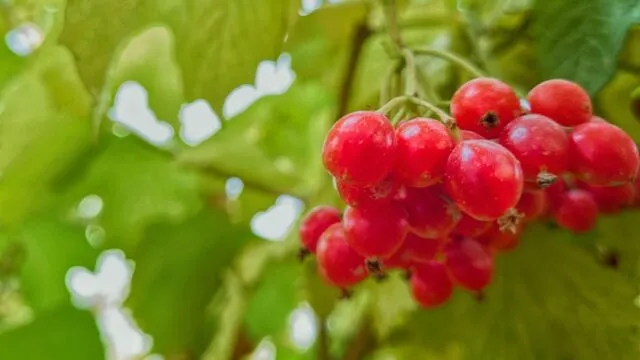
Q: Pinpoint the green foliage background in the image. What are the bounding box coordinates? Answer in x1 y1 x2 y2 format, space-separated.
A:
0 0 640 359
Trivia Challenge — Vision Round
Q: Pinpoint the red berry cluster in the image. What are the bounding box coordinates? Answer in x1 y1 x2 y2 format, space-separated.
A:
299 77 640 309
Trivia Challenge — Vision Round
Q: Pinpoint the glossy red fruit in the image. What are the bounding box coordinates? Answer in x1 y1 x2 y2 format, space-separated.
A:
590 116 608 124
445 237 494 291
450 77 522 138
343 203 408 259
451 212 492 237
316 224 367 288
460 130 485 140
444 140 524 220
516 189 546 221
499 114 569 185
402 185 460 238
383 233 442 269
552 188 598 233
410 261 453 308
394 118 455 187
477 223 523 252
569 122 639 186
528 79 592 127
322 111 395 186
580 182 635 214
299 206 342 253
336 177 398 208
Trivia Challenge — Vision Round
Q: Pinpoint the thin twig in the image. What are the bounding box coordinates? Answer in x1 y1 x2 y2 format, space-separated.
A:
413 47 486 78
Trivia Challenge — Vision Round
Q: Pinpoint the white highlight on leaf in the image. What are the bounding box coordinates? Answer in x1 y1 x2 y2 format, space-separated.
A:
179 99 222 146
5 23 43 56
109 81 174 146
288 302 318 350
76 194 104 219
251 195 304 241
251 338 277 360
225 177 244 200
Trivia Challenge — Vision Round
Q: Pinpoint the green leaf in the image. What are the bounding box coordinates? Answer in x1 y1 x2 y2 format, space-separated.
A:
127 207 253 357
596 71 640 142
177 0 299 114
108 26 183 129
64 136 203 251
178 83 335 199
385 224 640 360
0 304 104 360
16 215 98 313
533 0 640 94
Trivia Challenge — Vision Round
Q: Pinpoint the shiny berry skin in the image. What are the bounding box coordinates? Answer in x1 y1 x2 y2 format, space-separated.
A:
383 233 441 269
343 203 408 259
402 185 461 238
569 122 639 186
444 140 524 220
450 77 522 138
580 182 635 214
410 261 453 308
336 177 398 208
552 189 598 233
516 189 546 221
394 118 455 187
498 114 569 184
322 111 395 186
445 237 494 291
478 223 523 253
528 79 592 127
299 206 342 253
451 212 492 237
316 224 367 288
461 130 485 140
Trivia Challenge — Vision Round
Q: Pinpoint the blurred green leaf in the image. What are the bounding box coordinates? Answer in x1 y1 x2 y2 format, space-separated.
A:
0 304 103 360
533 0 640 94
16 215 98 313
127 207 253 357
596 71 640 142
386 224 640 360
64 136 202 251
178 83 334 199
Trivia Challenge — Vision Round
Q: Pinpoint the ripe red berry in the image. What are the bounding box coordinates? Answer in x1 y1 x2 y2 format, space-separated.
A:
552 188 598 233
498 114 569 186
322 111 395 186
445 237 494 291
580 182 635 214
299 206 342 254
394 118 455 187
516 189 546 221
450 77 522 138
336 177 398 208
477 223 523 253
383 233 442 270
343 203 408 259
451 212 492 237
316 224 368 288
410 261 453 308
444 140 524 220
528 79 592 127
461 130 485 140
569 122 639 186
402 185 460 238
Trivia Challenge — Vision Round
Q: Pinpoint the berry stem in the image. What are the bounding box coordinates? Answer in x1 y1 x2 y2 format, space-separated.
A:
402 48 418 96
377 95 407 115
406 96 461 141
412 47 486 78
382 0 404 51
390 105 408 125
380 60 402 107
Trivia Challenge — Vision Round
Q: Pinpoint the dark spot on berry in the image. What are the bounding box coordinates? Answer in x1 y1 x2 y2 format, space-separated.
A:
480 111 500 129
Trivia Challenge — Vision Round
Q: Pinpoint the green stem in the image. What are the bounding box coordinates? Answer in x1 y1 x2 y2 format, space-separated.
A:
380 60 401 106
390 105 408 125
405 96 461 141
402 48 417 96
382 0 404 50
377 95 407 115
412 47 486 78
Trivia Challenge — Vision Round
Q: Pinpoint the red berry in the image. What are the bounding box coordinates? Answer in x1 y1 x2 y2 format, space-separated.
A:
402 185 460 238
451 212 492 237
528 79 592 127
552 188 598 233
569 122 639 186
394 118 455 187
336 177 398 207
590 116 608 124
580 182 635 214
477 223 523 252
383 233 442 269
444 140 524 220
450 77 522 138
461 130 485 140
516 189 546 221
445 237 494 291
410 261 453 308
343 203 408 259
498 114 569 185
322 111 395 186
316 224 367 288
299 206 342 253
